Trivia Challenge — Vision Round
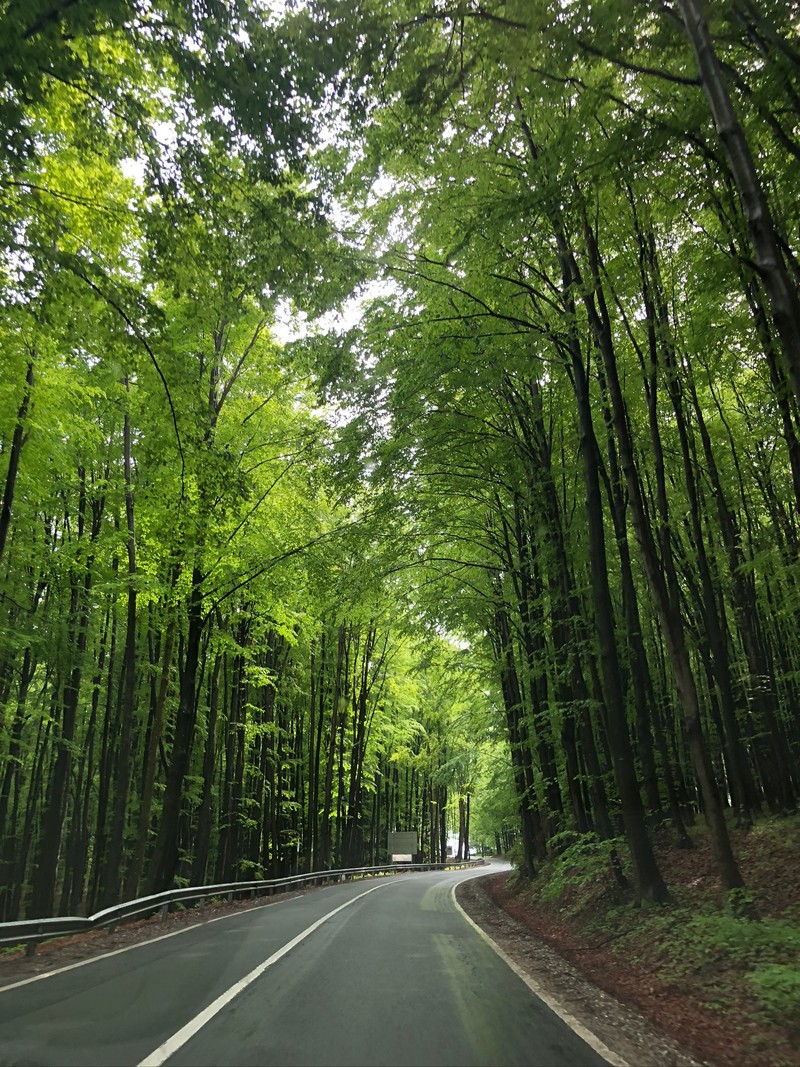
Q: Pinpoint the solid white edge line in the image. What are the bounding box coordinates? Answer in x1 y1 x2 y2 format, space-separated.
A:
450 881 630 1067
0 895 289 994
136 880 392 1067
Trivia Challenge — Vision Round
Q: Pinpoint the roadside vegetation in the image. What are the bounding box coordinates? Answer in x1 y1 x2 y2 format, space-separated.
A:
492 815 800 1066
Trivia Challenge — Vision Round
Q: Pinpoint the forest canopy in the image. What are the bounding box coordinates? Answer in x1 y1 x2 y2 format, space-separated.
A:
0 0 798 921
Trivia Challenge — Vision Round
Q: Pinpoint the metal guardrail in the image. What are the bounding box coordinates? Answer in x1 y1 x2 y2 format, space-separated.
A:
0 859 483 956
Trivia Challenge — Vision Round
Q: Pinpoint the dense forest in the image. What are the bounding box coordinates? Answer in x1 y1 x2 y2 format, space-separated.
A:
0 0 798 924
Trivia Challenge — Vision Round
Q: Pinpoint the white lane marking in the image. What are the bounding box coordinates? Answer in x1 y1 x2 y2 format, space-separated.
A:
451 882 630 1067
137 881 392 1067
0 896 289 994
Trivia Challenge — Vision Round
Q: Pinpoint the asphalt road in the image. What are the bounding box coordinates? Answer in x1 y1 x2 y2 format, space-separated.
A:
0 866 612 1067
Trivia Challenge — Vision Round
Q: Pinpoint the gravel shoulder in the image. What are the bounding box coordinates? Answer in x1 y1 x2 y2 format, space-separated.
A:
455 872 707 1067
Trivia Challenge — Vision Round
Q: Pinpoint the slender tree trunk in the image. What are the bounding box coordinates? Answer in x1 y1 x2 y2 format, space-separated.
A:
146 566 205 892
343 625 378 867
13 715 51 918
29 473 98 917
677 0 800 407
124 610 176 899
576 218 745 891
0 358 34 568
191 651 222 885
494 493 563 831
513 99 669 901
492 602 544 877
319 625 347 869
0 648 35 920
88 592 119 912
99 407 138 905
439 788 448 863
640 226 759 826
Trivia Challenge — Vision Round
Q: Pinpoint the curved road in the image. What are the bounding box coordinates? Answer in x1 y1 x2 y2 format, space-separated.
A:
0 866 613 1067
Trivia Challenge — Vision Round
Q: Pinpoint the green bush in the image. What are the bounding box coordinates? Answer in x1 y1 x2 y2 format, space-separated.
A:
539 831 626 904
746 964 800 1019
659 912 800 985
507 838 527 873
685 913 800 961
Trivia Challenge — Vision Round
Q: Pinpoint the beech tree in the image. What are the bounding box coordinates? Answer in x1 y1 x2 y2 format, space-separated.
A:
314 0 800 899
2 0 799 923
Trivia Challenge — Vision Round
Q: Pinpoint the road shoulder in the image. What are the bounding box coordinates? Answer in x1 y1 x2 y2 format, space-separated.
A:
454 873 706 1067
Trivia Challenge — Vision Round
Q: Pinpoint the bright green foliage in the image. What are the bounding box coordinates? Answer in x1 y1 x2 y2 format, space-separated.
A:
536 832 628 905
2 0 800 930
746 964 800 1021
305 0 800 902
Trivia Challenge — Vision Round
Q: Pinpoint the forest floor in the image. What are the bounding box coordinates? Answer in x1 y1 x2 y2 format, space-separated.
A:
458 814 800 1067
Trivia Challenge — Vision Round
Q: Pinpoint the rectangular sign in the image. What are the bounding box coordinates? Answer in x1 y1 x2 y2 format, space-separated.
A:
388 831 418 858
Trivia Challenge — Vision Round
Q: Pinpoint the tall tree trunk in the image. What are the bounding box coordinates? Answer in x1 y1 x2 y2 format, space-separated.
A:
29 472 98 917
124 609 176 899
576 216 745 891
0 647 36 920
88 588 119 912
13 715 51 918
343 625 379 868
492 601 544 877
146 565 205 893
677 0 800 407
190 650 222 886
514 98 669 901
494 492 563 831
98 406 138 905
565 325 669 903
0 357 34 568
319 625 347 869
690 369 797 812
639 223 759 826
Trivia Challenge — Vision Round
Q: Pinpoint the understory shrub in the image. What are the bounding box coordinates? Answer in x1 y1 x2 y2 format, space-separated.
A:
538 831 627 905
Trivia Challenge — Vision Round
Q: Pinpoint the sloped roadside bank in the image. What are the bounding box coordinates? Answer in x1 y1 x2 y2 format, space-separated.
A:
456 817 800 1067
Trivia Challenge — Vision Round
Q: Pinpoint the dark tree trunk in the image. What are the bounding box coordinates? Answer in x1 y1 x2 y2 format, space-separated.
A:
0 648 36 920
146 565 205 893
575 216 745 892
190 651 222 886
492 602 544 877
98 407 138 906
319 626 347 869
29 472 99 917
13 715 52 918
0 358 34 567
677 0 800 408
124 609 176 899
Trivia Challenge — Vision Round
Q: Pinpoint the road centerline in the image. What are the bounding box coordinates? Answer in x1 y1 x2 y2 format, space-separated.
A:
136 880 395 1067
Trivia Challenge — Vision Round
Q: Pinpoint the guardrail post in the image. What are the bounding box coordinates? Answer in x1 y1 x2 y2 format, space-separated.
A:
197 896 205 909
25 940 36 958
226 891 233 903
160 903 169 921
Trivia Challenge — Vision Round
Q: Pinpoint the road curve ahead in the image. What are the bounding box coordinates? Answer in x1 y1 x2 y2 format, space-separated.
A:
0 866 613 1067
